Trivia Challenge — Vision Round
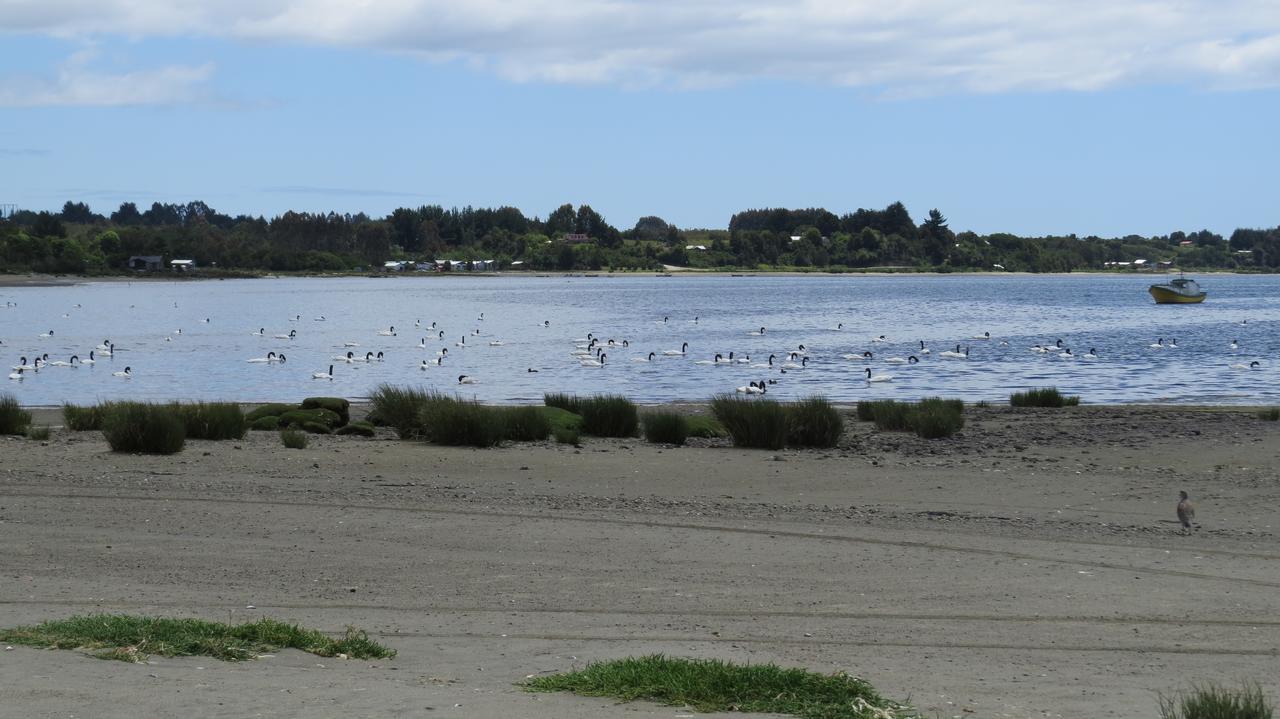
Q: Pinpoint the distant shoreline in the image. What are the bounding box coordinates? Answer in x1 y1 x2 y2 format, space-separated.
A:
0 268 1266 288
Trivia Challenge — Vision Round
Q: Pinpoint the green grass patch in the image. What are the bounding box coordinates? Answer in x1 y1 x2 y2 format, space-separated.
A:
335 420 376 437
859 398 964 439
26 424 51 441
0 614 393 663
785 396 844 448
554 427 580 445
643 412 689 445
278 408 342 431
685 415 727 438
579 395 639 437
1259 408 1280 422
171 402 247 440
418 394 506 447
1010 387 1080 408
543 392 582 415
280 428 309 449
524 655 908 719
245 403 297 423
502 406 552 442
0 393 31 435
250 415 281 431
301 397 350 426
63 402 106 431
711 394 788 450
1159 682 1272 719
369 385 435 438
101 402 185 454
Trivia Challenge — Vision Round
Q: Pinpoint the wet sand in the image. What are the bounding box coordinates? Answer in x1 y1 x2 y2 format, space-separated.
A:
2 404 1278 718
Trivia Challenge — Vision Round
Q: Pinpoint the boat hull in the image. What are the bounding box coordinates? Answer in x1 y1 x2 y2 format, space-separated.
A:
1149 286 1206 304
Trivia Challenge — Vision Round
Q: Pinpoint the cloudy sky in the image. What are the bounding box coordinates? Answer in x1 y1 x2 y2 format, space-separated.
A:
1 0 1277 235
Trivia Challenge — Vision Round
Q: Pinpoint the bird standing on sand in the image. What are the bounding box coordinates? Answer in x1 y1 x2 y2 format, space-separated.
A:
1176 491 1196 534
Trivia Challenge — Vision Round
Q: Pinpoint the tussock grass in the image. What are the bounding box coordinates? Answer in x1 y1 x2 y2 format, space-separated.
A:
301 397 350 426
0 614 394 663
502 406 552 442
1159 682 1272 719
579 395 639 437
101 402 185 454
543 392 582 415
785 396 843 448
643 412 689 445
524 655 908 719
1259 408 1280 422
685 415 727 438
539 406 584 434
250 415 281 431
419 395 506 447
63 402 106 431
26 424 51 441
711 394 788 450
0 393 31 435
280 428 309 449
279 408 341 431
369 384 435 438
245 403 296 423
554 427 580 445
172 402 247 440
1010 387 1080 408
859 398 964 438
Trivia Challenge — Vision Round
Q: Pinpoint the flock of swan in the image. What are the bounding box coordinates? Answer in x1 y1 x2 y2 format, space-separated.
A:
2 305 1269 405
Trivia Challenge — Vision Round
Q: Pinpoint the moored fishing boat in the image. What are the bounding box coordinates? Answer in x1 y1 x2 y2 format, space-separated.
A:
1149 275 1206 304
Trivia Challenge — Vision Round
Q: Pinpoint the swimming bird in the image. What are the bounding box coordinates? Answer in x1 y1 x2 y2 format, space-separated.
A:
871 335 888 343
918 341 931 355
780 355 808 370
580 353 607 367
885 355 919 365
832 323 844 331
632 352 657 362
750 354 776 369
80 351 95 365
972 331 991 340
527 367 538 372
377 326 396 336
247 352 278 363
488 340 504 346
437 347 449 358
274 330 297 340
7 368 22 381
1228 361 1261 370
96 339 111 351
48 355 79 367
313 365 334 380
1167 338 1179 349
1176 491 1196 534
270 353 286 363
736 380 766 394
113 366 132 378
252 328 265 336
662 342 689 356
940 345 969 359
1082 348 1099 360
343 341 360 347
865 367 892 383
38 329 53 339
1230 339 1239 350
748 326 766 336
1149 338 1164 349
1057 348 1075 359
314 316 325 322
694 354 723 365
457 374 477 384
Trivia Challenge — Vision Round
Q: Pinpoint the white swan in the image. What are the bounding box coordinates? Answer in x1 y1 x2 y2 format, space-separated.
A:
736 380 766 394
748 326 766 336
1149 338 1164 349
580 353 607 367
313 365 334 380
750 354 775 369
632 352 657 363
274 330 297 340
377 326 396 337
694 354 723 365
780 355 808 370
457 374 477 384
247 352 278 363
1082 348 1099 360
918 341 931 355
95 339 112 351
972 331 991 340
1229 361 1261 370
8 368 23 380
113 366 132 378
939 345 969 359
884 356 919 365
1230 340 1239 350
865 367 892 383
80 351 96 365
38 329 53 339
662 342 688 356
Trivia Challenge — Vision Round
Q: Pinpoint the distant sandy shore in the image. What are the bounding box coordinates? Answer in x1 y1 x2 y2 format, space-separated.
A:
2 403 1277 718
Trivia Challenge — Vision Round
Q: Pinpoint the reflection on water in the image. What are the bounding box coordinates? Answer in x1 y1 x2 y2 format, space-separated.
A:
1 274 1276 406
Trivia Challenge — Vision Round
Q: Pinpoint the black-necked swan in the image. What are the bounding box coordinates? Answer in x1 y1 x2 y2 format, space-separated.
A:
7 368 22 381
866 367 892 383
663 342 689 356
252 328 265 336
377 326 396 337
1230 339 1239 350
1229 361 1261 370
247 352 277 364
750 354 775 368
81 351 95 365
274 329 297 340
1082 348 1099 360
313 365 334 380
885 355 919 365
49 355 80 367
694 354 723 365
457 374 477 384
632 352 657 363
780 355 808 370
38 329 53 339
113 366 132 378
736 380 766 394
748 326 766 336
96 339 111 350
939 345 969 359
580 353 607 368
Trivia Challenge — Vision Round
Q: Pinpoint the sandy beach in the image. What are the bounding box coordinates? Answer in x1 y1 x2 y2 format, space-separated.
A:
2 404 1278 718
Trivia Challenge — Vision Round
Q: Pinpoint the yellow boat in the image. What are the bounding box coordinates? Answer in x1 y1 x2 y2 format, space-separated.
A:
1149 276 1206 304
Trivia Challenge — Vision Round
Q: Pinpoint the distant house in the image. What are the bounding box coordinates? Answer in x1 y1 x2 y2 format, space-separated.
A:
1133 259 1148 266
128 255 163 271
170 259 196 272
383 260 409 272
563 233 591 244
685 245 708 251
472 259 496 271
509 260 525 269
1179 240 1194 247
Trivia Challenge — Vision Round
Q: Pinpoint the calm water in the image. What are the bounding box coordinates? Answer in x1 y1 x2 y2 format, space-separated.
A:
1 274 1276 406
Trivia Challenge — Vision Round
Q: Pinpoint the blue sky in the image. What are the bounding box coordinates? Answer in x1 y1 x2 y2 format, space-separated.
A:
1 1 1278 237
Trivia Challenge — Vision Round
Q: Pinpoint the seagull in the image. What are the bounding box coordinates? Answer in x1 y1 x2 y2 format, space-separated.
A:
1176 491 1197 534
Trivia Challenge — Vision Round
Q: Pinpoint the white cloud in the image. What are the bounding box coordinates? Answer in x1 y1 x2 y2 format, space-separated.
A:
0 46 213 107
4 0 1280 94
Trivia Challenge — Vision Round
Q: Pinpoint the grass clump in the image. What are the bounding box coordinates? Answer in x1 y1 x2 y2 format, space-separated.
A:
0 614 394 663
1259 408 1280 422
543 392 582 415
418 395 506 447
554 427 580 445
245 403 297 423
785 396 843 448
0 393 31 435
1010 387 1080 408
539 406 584 434
1159 682 1272 719
280 428 309 449
301 421 332 435
26 424 51 441
101 402 185 455
172 402 247 440
369 385 435 438
711 394 788 450
335 421 376 437
250 415 281 431
643 412 689 445
63 402 106 431
524 655 908 719
912 397 965 439
301 397 350 426
502 406 552 442
278 408 341 431
579 395 638 437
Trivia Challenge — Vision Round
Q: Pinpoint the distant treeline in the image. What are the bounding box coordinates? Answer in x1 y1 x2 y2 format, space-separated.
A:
0 199 1276 274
